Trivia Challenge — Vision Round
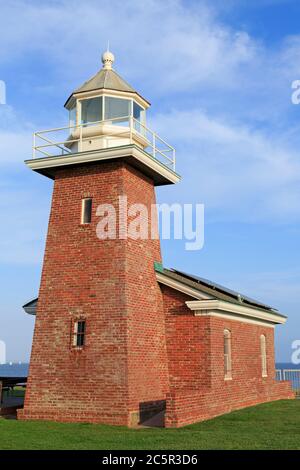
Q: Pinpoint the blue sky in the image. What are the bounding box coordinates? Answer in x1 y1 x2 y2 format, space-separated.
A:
0 0 300 362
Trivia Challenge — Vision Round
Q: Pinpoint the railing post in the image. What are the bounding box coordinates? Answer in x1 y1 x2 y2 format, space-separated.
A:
79 124 83 152
130 116 133 144
153 133 156 159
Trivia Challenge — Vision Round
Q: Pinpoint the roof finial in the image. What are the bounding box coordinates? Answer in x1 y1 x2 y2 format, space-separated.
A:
102 44 114 70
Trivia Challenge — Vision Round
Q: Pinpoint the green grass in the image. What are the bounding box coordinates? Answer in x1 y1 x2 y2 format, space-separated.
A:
0 400 299 450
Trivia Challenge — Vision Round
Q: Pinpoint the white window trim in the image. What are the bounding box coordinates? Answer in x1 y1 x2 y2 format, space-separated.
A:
224 329 232 380
260 334 268 377
72 320 86 348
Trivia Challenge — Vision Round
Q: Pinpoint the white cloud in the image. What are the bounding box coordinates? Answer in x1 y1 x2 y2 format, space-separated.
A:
153 109 300 222
0 0 258 93
0 106 49 264
0 0 300 229
0 171 50 264
0 131 32 165
0 0 299 362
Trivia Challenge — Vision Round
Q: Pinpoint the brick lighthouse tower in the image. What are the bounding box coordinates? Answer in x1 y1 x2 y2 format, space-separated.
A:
20 50 180 426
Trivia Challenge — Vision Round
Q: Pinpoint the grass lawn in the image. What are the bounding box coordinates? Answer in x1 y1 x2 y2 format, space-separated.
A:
0 400 299 450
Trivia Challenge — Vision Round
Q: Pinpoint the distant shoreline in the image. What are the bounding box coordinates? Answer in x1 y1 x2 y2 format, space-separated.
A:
0 363 29 377
276 363 300 369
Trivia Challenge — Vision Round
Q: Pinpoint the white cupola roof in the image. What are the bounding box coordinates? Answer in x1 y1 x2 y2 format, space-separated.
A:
65 50 150 109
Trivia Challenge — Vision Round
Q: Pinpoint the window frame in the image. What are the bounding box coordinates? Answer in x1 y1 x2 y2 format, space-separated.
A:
69 105 77 129
76 94 146 127
224 329 232 380
81 197 92 225
260 334 268 377
104 96 131 122
80 96 103 125
72 319 86 349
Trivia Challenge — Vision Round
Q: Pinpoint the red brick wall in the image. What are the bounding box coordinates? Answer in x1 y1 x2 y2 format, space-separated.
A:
161 285 294 428
19 161 168 425
19 159 293 427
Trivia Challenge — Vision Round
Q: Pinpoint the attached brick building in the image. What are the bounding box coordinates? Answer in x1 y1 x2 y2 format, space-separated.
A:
19 51 293 427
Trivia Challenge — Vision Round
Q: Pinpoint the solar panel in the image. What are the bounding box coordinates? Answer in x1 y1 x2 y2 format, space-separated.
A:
170 269 275 311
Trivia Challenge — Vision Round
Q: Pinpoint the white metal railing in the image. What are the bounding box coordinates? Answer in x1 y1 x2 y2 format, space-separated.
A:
32 116 176 171
276 369 300 396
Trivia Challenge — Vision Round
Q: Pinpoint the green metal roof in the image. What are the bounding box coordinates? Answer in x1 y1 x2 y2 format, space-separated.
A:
155 265 285 317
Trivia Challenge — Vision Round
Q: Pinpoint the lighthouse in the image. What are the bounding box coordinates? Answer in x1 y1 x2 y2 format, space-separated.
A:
20 50 179 426
20 50 293 428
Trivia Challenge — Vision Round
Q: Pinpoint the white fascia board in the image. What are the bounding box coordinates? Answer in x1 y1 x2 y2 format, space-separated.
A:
185 300 286 326
73 89 150 109
26 145 180 185
156 272 213 300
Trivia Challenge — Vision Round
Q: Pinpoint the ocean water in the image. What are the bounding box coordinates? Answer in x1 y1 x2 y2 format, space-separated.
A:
276 363 300 370
0 363 29 377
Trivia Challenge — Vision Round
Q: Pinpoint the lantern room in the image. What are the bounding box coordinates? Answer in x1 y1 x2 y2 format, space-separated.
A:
27 50 179 186
64 50 150 153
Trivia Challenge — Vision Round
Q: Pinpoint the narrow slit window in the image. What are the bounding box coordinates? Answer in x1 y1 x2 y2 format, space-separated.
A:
224 329 232 380
81 198 92 224
260 334 267 377
73 320 86 348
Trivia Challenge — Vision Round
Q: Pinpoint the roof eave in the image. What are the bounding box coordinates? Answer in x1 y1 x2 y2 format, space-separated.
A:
22 298 38 315
155 267 285 320
64 88 151 110
186 299 287 325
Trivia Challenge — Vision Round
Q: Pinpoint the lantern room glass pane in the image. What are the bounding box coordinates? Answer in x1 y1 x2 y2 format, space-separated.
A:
69 106 76 129
104 97 130 124
81 97 103 124
133 101 145 134
133 102 145 122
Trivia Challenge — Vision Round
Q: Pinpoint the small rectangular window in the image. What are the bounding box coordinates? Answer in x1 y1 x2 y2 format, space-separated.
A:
260 335 268 377
73 320 86 348
224 329 232 380
81 198 92 224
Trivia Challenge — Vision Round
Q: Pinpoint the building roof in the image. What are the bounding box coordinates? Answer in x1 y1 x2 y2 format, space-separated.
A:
155 266 284 316
22 298 38 315
64 50 150 108
74 68 137 96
